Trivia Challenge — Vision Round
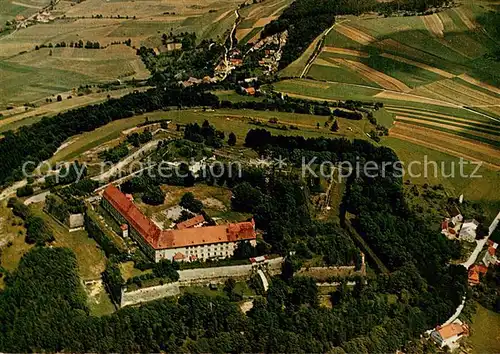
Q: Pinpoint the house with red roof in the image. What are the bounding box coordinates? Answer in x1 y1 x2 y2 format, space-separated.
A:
431 321 469 349
482 243 499 267
102 185 257 262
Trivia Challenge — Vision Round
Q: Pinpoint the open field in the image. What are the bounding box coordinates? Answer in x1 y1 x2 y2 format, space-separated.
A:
236 0 292 43
293 2 500 118
0 201 33 288
31 205 107 280
388 122 500 169
0 46 149 107
468 303 500 353
383 137 500 218
0 86 151 133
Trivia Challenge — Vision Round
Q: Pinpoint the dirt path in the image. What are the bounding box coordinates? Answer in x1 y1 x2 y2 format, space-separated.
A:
299 20 345 78
333 58 411 92
380 53 454 78
11 1 42 8
390 122 500 170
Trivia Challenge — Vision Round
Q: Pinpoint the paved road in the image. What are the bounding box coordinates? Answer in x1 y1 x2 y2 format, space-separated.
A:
24 191 50 205
461 211 500 268
91 140 158 182
426 211 500 334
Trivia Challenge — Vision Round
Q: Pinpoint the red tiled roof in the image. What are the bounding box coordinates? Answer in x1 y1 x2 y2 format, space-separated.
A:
441 220 448 230
477 264 488 274
437 323 468 340
102 185 256 250
488 246 496 256
176 215 205 230
245 87 256 95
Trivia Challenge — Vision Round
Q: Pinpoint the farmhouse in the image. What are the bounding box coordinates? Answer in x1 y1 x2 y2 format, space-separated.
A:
468 264 488 285
482 242 499 267
459 219 479 242
101 185 256 262
430 321 469 349
448 205 463 224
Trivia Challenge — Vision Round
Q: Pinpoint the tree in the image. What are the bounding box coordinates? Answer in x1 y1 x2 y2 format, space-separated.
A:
16 185 34 197
331 119 339 132
56 95 62 102
180 192 203 213
142 185 165 205
228 132 237 146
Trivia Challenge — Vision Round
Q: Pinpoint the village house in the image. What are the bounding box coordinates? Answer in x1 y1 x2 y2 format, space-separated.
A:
430 321 469 349
101 185 257 262
448 205 463 225
229 58 243 66
468 264 488 285
482 241 499 267
244 87 256 96
459 219 479 242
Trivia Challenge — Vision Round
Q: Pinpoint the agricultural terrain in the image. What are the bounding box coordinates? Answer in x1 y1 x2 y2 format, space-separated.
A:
275 0 500 179
0 0 243 107
235 0 293 45
273 0 500 213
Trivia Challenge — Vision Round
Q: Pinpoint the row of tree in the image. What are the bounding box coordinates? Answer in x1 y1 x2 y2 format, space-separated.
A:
0 85 219 186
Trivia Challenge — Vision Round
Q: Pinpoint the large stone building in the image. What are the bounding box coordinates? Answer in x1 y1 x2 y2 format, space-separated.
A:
101 185 256 262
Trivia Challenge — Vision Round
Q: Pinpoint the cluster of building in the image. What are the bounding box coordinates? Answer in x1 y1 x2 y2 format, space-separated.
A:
440 205 482 242
178 76 217 88
439 203 499 285
101 185 257 263
248 31 287 74
14 10 54 29
468 240 499 285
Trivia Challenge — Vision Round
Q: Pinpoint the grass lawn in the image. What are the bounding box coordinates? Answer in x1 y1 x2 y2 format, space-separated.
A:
383 137 500 220
181 284 226 298
0 202 33 289
373 107 394 127
468 303 500 354
31 205 107 280
85 280 116 316
119 261 152 281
